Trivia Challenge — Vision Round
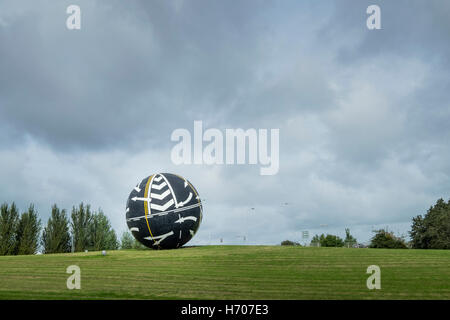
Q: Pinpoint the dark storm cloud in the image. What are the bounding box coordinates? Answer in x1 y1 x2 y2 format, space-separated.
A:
0 0 339 151
0 0 277 150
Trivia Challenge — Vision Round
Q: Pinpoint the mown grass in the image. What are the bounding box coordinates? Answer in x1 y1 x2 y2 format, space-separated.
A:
0 245 449 299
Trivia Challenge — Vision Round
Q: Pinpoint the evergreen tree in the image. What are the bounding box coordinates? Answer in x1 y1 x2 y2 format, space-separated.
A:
122 231 147 250
42 205 71 254
89 210 118 250
15 205 41 255
71 203 92 252
106 229 119 250
0 203 19 255
120 231 134 249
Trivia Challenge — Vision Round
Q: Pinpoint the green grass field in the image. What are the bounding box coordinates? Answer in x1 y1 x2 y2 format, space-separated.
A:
0 245 449 300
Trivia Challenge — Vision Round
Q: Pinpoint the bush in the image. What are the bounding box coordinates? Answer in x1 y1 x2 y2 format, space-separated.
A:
310 234 344 247
281 240 301 246
369 229 407 249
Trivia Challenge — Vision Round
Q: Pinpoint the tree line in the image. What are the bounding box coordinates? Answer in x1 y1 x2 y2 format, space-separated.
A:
309 228 358 248
368 198 450 249
3 197 449 254
282 197 450 249
0 202 136 255
281 228 358 247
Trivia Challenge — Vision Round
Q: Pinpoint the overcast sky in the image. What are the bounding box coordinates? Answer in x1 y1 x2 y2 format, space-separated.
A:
1 0 449 245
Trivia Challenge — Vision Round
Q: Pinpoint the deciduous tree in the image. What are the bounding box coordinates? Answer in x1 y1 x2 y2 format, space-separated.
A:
410 198 450 249
370 229 407 249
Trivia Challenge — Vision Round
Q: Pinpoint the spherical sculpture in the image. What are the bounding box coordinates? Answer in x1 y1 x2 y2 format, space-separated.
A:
126 173 203 249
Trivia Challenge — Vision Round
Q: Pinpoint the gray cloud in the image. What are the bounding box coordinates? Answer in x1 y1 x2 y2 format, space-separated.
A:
0 0 449 245
0 0 275 150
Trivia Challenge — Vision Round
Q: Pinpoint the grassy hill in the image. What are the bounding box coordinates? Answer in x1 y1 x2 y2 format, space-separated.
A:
0 245 449 299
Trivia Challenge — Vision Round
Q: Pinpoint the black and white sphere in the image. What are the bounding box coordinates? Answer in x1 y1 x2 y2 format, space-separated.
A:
126 173 203 249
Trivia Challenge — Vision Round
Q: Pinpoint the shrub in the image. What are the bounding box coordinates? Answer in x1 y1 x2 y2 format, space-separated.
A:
369 229 407 249
281 240 301 246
